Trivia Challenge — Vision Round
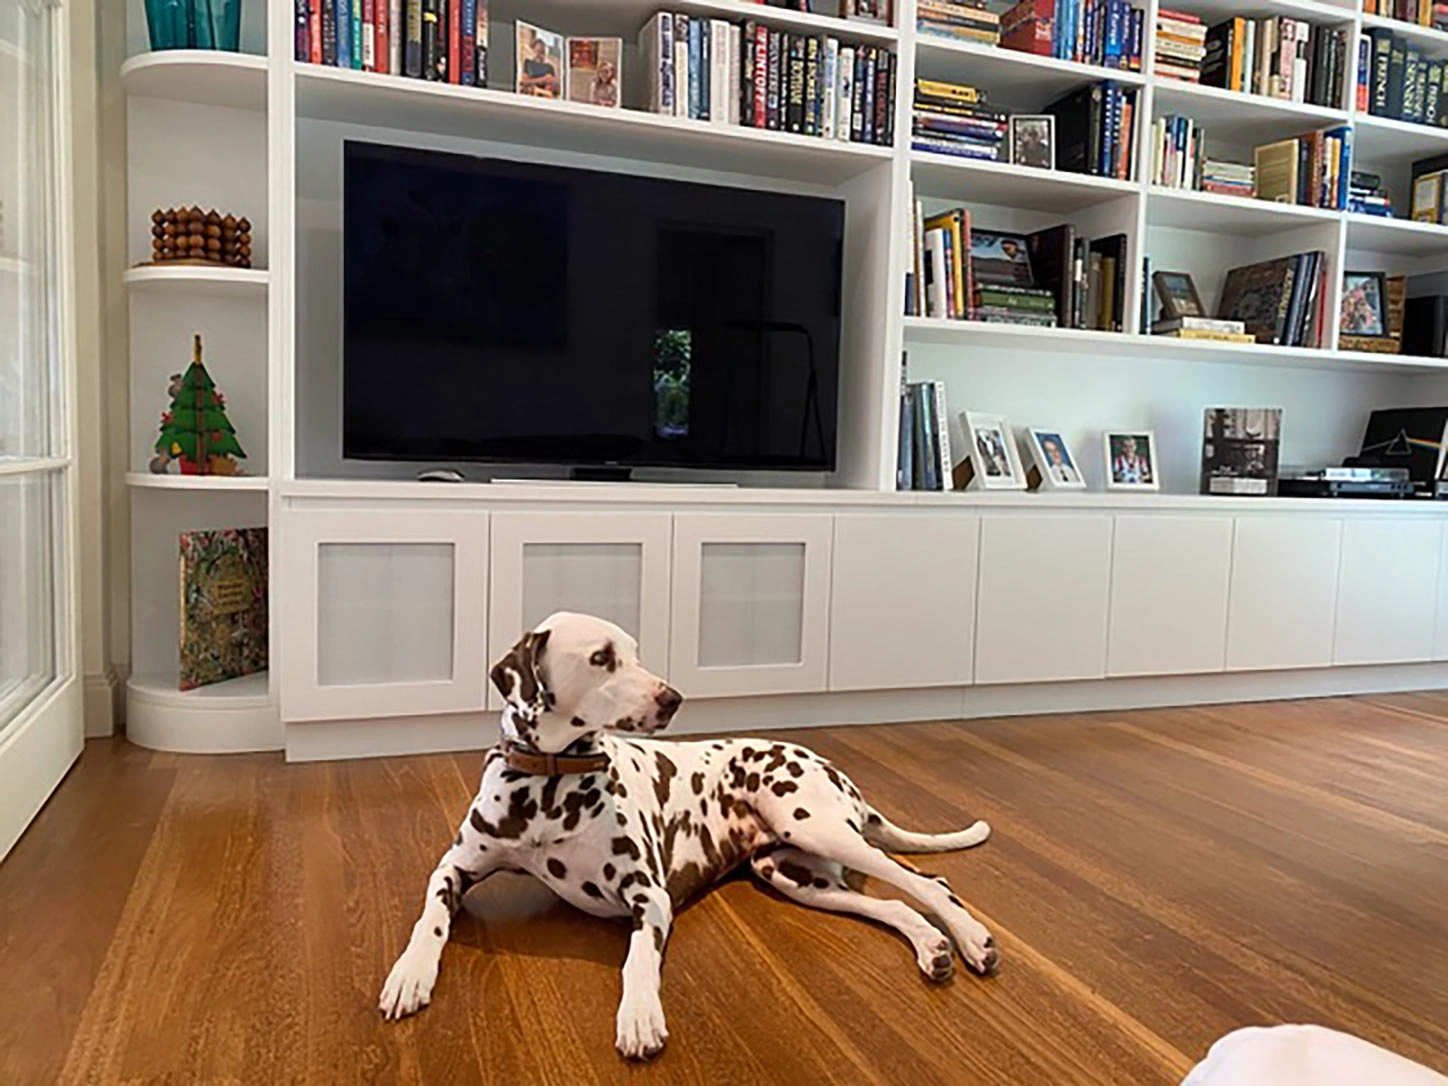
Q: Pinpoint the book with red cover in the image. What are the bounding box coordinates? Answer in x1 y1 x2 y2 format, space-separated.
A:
447 0 460 82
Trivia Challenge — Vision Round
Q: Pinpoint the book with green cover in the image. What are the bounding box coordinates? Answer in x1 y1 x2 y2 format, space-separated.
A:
179 527 268 691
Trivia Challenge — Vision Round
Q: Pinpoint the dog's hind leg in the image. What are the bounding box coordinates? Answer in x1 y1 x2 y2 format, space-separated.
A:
380 843 499 1021
862 807 991 854
750 849 955 982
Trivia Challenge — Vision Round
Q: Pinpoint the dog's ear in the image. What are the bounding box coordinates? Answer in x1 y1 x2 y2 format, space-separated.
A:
490 628 552 719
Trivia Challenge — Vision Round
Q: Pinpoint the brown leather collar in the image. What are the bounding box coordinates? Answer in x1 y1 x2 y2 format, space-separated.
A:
502 740 610 776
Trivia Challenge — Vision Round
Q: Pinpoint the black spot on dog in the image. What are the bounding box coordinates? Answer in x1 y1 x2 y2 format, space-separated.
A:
787 762 804 778
501 769 527 785
434 926 443 937
582 881 603 898
777 860 814 887
771 780 799 796
793 807 811 820
603 863 616 880
653 752 678 806
846 818 862 835
699 799 709 818
571 716 588 728
547 858 567 878
691 771 705 795
613 837 641 859
616 813 628 826
653 927 664 952
812 878 830 889
745 772 760 791
866 812 882 826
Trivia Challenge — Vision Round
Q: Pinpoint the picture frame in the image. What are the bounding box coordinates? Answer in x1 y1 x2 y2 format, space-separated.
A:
1151 270 1206 321
1200 407 1282 497
566 37 622 108
846 0 892 25
1008 115 1055 170
515 20 565 99
959 411 1027 490
1340 270 1390 338
1024 428 1086 491
1104 431 1160 491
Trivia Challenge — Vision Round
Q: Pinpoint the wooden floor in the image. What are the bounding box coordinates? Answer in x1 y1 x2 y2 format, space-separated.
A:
4 694 1448 1085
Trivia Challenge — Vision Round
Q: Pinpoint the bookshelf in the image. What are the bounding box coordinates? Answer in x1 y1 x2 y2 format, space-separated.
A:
119 0 1448 754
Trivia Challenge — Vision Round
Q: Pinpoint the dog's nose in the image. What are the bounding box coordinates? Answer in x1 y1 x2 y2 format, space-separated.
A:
655 686 682 718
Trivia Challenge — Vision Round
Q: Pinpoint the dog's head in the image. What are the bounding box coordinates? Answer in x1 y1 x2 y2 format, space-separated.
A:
490 612 682 752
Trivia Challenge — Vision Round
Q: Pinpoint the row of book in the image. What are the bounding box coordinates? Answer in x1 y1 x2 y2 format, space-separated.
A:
910 79 1005 161
1195 14 1350 110
1351 171 1394 218
1047 79 1138 180
1220 251 1328 348
1253 128 1351 211
1000 0 1144 70
917 0 999 46
904 200 1128 333
1363 0 1448 31
1359 29 1448 128
896 380 955 491
641 13 897 143
1149 115 1257 198
293 0 489 80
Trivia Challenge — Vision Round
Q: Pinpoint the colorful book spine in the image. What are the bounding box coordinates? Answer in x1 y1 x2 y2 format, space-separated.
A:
446 0 459 83
459 0 474 83
322 0 336 65
351 0 363 69
295 0 309 62
336 0 350 68
403 0 421 76
361 0 374 70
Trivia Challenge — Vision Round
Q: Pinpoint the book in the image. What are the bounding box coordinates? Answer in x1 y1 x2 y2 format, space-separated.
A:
1218 256 1298 344
179 527 269 691
1089 233 1127 331
1200 408 1282 496
1254 137 1299 203
1153 316 1247 335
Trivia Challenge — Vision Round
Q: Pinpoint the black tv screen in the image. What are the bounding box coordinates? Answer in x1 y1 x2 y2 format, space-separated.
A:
342 142 844 471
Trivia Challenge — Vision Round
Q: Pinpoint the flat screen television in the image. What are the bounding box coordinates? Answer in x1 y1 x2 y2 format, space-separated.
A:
342 141 845 472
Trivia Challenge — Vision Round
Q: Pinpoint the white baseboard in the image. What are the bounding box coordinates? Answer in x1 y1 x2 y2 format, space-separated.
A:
83 666 123 738
283 662 1448 762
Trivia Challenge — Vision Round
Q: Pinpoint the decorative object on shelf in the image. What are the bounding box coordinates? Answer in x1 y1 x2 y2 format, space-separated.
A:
566 37 621 108
1340 270 1390 338
1151 269 1204 321
1410 153 1448 223
847 0 892 26
148 207 253 268
1105 431 1158 490
1008 114 1054 169
1200 408 1282 496
179 526 267 690
144 0 242 51
515 20 563 99
1350 406 1448 497
149 334 249 476
1024 428 1085 491
955 411 1026 490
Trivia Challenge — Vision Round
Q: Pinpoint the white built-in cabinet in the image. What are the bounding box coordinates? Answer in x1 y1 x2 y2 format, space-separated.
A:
1108 516 1233 678
279 510 489 721
486 511 673 710
669 513 834 698
974 515 1113 685
1226 517 1344 672
829 513 978 691
1333 519 1442 666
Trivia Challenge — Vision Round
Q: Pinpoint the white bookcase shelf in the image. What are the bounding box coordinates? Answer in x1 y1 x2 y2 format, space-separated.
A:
124 263 270 295
126 471 270 490
1360 12 1448 51
120 50 268 110
914 153 1139 210
915 34 1146 96
1345 213 1448 256
1147 186 1342 232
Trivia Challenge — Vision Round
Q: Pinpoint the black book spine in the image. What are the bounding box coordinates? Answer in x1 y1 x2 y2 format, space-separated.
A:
765 29 781 130
1370 30 1392 116
804 35 819 136
1201 21 1231 88
1088 85 1103 176
322 0 336 64
1388 38 1407 119
851 49 866 142
883 48 896 146
873 46 889 145
862 45 876 144
785 35 804 133
742 21 756 127
422 0 439 80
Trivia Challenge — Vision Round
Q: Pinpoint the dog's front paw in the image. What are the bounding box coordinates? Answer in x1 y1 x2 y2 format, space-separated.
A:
379 947 440 1020
616 993 668 1061
957 921 1000 976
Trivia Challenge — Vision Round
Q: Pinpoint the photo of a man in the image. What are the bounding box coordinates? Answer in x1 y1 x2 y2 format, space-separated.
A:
517 22 563 99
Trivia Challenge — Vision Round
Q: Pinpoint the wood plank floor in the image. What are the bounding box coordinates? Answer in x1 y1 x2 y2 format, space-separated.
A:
4 693 1448 1085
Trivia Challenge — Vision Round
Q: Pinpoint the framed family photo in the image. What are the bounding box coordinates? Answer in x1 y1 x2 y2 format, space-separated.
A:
1105 431 1159 491
1008 115 1055 170
516 21 565 99
1152 270 1205 320
1024 429 1086 490
566 37 622 108
1340 270 1389 337
960 412 1026 490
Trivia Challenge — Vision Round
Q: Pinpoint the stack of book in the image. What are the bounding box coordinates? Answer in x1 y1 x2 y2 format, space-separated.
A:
295 0 489 81
1218 252 1329 347
896 375 954 492
969 227 1057 327
641 15 898 144
910 204 972 319
916 0 1000 46
1153 315 1253 343
1202 17 1349 107
1348 170 1393 217
1201 160 1255 198
1252 128 1351 210
1360 29 1448 128
1149 114 1203 189
1044 79 1138 180
1154 9 1206 83
910 79 1007 161
999 0 1144 69
1363 0 1448 31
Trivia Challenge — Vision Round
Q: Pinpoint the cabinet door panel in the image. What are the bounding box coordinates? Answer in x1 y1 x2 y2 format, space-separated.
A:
830 513 978 691
1226 517 1341 672
1334 519 1441 666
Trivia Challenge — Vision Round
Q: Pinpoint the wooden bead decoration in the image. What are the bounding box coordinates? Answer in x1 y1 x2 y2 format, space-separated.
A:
145 206 254 268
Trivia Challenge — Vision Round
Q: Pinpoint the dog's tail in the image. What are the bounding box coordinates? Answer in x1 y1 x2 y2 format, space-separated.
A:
862 809 990 853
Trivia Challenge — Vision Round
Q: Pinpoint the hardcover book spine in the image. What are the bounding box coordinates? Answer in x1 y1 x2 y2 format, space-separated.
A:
1388 38 1407 118
851 48 866 142
361 0 373 71
804 35 819 136
687 17 701 120
931 380 952 491
884 48 896 146
351 0 363 69
391 0 402 73
821 37 836 139
1370 30 1392 115
862 46 876 144
741 21 754 125
700 18 712 121
766 28 782 130
473 0 486 83
403 0 420 76
660 14 674 114
837 44 853 141
675 16 689 118
322 0 336 65
729 23 742 126
874 47 889 145
711 20 730 126
459 0 474 83
446 0 459 83
336 0 350 68
295 0 309 62
421 0 437 80
310 0 322 62
753 24 768 127
787 34 805 134
375 0 388 73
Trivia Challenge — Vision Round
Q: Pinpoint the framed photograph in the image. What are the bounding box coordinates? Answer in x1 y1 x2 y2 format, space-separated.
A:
1008 115 1055 170
961 411 1026 490
969 230 1034 287
1151 270 1205 321
566 37 622 108
1200 407 1282 496
846 0 892 25
515 20 564 99
1105 431 1159 491
1340 271 1389 337
1024 429 1086 490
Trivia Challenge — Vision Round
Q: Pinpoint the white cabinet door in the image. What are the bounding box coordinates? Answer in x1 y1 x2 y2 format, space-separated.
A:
1334 519 1442 666
974 514 1113 685
279 510 488 722
487 512 673 710
1226 517 1342 672
1436 526 1448 661
1108 515 1233 677
829 513 978 692
671 513 833 698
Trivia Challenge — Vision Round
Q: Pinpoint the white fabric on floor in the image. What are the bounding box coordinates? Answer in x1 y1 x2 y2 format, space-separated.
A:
1183 1025 1448 1086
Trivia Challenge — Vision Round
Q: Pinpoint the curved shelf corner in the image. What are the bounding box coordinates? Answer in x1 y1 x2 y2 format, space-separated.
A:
120 49 268 111
124 263 269 297
126 671 281 753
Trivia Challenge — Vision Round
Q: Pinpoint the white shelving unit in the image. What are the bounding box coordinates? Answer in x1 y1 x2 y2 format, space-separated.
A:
120 0 1448 756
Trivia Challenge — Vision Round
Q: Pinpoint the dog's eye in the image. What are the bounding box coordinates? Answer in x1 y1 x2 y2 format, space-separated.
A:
589 650 610 667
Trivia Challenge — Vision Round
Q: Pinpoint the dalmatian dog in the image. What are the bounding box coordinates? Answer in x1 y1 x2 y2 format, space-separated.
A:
379 612 998 1060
